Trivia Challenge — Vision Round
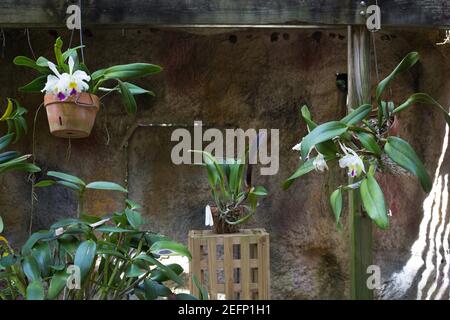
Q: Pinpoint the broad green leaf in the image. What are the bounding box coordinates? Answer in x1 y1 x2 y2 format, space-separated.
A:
98 82 154 96
250 186 268 196
0 133 14 151
384 136 432 192
330 188 343 228
300 121 348 160
376 52 420 105
47 270 68 300
0 98 13 121
125 199 142 210
125 208 143 230
118 80 137 115
74 240 97 281
96 226 135 233
150 240 192 259
34 180 56 187
13 56 49 74
18 76 47 92
126 263 147 278
62 45 85 61
356 132 382 156
32 243 52 277
86 181 128 193
50 218 88 229
57 180 82 191
283 154 337 189
0 151 20 164
175 293 198 300
300 105 338 156
135 254 184 285
91 69 106 81
54 37 65 70
341 104 372 125
360 175 389 229
47 171 85 186
143 279 172 300
26 280 44 300
103 63 162 80
151 264 184 283
393 93 450 125
35 56 50 67
23 255 42 281
22 230 55 255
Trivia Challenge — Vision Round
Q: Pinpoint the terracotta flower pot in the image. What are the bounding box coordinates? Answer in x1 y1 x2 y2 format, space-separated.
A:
210 205 244 234
44 93 100 138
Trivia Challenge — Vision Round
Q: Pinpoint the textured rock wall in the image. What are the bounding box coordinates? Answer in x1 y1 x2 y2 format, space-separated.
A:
0 27 449 299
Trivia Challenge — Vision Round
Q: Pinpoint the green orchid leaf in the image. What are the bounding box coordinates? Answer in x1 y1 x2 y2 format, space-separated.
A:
250 186 268 196
23 255 42 282
360 175 389 229
393 93 450 125
384 136 432 192
47 171 86 186
143 279 172 300
150 240 192 259
0 151 20 164
300 121 348 160
86 181 128 193
0 133 14 151
376 52 420 105
125 263 147 278
192 274 209 300
35 56 50 67
26 280 45 300
54 37 66 71
18 76 47 92
22 230 55 255
151 264 184 283
341 104 372 125
47 270 68 300
330 188 343 229
175 293 199 300
135 254 184 285
103 63 162 80
34 180 56 188
56 181 82 191
356 132 382 156
283 154 337 190
74 240 97 281
31 243 52 277
300 105 338 156
118 80 138 115
125 208 143 230
95 226 135 233
13 56 49 74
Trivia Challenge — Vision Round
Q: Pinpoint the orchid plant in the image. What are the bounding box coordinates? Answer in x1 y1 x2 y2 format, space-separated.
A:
284 52 450 230
14 37 162 114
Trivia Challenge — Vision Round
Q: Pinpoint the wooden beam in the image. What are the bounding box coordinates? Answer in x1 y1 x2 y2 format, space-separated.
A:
347 25 373 300
0 0 449 28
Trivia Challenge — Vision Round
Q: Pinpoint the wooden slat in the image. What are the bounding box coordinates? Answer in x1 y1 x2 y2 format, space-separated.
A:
223 237 234 299
240 237 251 300
1 1 450 28
200 259 258 269
207 237 217 300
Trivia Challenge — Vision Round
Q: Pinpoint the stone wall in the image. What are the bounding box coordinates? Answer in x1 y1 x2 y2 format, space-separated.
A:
0 27 449 299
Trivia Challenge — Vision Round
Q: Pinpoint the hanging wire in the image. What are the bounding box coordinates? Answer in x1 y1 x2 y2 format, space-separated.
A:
78 0 85 64
25 28 37 60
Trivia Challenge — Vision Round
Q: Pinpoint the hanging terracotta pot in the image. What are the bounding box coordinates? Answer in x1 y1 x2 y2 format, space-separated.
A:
44 93 100 138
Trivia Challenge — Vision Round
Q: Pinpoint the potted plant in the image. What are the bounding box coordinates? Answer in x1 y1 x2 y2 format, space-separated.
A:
14 37 162 138
194 150 268 234
0 171 205 300
284 51 450 229
0 98 40 235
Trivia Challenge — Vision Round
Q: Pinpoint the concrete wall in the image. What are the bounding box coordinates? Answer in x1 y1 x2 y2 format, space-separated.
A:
1 27 449 299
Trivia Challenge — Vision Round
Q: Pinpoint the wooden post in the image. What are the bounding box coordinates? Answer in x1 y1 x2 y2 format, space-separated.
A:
347 25 373 300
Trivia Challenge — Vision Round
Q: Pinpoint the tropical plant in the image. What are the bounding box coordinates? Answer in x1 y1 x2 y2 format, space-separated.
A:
13 37 162 115
0 173 197 300
284 52 450 230
193 150 268 233
0 98 40 234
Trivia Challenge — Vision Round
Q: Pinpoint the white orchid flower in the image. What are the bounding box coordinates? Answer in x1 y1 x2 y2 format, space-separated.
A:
338 142 365 178
313 152 328 172
42 57 90 101
205 205 214 227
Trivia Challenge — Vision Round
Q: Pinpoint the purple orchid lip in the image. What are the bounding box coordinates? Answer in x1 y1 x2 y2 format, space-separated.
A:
70 88 77 96
57 92 66 101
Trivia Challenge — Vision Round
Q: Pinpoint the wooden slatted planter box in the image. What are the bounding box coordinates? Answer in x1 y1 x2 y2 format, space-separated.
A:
188 228 270 300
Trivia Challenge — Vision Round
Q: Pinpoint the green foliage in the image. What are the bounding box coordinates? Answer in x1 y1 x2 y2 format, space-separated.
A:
14 37 162 115
193 150 268 228
285 52 443 230
0 177 193 300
